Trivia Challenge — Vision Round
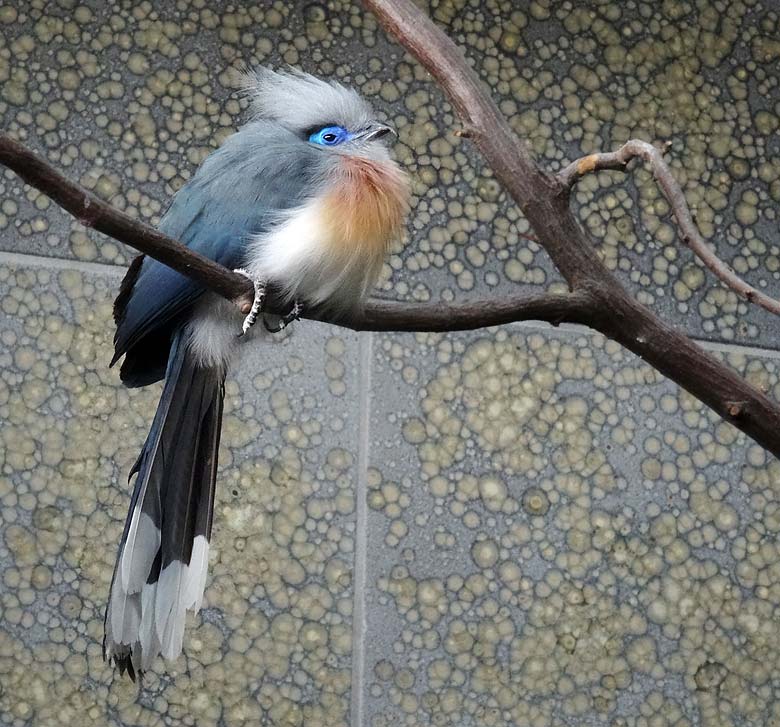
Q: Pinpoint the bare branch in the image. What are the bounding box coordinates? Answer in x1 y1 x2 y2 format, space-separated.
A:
0 134 256 310
348 292 591 332
361 0 780 459
559 139 780 317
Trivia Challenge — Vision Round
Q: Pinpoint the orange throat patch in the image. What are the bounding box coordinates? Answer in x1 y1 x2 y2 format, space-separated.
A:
321 155 410 259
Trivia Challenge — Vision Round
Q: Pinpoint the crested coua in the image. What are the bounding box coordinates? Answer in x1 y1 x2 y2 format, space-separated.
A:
104 68 410 679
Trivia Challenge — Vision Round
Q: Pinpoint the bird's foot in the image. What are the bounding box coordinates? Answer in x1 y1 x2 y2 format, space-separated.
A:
233 268 267 337
264 300 304 333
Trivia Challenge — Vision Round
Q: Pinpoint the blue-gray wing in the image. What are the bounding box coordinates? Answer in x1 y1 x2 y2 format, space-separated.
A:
112 123 318 386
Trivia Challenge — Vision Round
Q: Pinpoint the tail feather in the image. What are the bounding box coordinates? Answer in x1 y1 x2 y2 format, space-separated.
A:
104 330 224 678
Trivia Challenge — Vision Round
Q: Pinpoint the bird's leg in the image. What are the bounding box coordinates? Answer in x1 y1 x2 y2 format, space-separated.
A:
233 268 267 337
263 300 305 333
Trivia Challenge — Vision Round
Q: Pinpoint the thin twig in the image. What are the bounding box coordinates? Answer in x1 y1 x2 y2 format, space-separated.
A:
559 139 780 317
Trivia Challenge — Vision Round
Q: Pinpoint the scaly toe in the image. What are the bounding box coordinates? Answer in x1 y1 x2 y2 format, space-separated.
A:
233 268 267 337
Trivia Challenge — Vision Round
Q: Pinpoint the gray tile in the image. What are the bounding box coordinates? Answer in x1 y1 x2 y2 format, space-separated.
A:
0 258 362 727
364 325 780 726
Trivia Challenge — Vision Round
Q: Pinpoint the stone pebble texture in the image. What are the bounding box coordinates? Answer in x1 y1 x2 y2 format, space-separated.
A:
1 0 780 725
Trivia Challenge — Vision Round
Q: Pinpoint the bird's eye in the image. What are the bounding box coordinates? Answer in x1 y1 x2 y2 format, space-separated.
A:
309 125 350 146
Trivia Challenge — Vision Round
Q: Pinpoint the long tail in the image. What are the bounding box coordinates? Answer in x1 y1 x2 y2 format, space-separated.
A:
104 329 225 680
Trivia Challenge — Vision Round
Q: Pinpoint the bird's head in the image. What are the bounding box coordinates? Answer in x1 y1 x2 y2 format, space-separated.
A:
237 66 397 160
234 66 410 311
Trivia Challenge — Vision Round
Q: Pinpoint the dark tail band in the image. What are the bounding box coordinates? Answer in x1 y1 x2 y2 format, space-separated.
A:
104 329 224 679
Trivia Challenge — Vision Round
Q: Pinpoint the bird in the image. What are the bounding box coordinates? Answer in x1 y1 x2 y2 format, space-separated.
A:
103 67 410 680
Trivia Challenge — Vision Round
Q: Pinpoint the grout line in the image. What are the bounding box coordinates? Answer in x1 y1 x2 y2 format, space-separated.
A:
695 337 780 361
0 249 127 277
507 318 780 360
350 330 372 727
3 248 780 361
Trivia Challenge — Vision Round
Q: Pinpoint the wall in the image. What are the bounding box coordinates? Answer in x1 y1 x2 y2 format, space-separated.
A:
2 0 780 725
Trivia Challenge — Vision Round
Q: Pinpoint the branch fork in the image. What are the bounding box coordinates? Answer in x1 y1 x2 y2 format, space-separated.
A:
557 138 780 317
360 0 780 459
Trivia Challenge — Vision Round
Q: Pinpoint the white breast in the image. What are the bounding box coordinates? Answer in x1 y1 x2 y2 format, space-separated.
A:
187 181 399 371
246 199 327 294
246 198 381 312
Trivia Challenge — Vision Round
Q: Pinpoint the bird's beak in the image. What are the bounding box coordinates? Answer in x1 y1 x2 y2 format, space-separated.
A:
359 122 396 142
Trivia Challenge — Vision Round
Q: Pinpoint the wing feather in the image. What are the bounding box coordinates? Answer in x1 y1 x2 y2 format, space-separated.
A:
112 122 321 382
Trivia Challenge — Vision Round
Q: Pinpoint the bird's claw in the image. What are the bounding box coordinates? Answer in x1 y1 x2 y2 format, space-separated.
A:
233 268 267 337
264 300 304 333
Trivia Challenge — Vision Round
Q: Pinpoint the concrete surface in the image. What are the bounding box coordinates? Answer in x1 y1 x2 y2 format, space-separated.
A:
2 0 780 725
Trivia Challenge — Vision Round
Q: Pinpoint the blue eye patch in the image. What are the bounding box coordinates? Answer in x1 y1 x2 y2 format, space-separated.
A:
308 125 352 146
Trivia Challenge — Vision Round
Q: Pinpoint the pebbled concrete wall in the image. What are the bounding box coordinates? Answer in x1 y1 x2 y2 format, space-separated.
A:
1 1 780 725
